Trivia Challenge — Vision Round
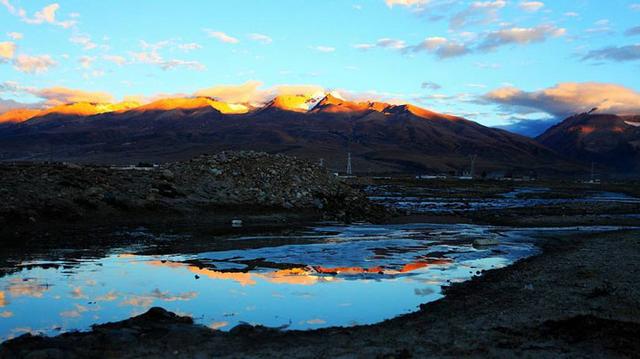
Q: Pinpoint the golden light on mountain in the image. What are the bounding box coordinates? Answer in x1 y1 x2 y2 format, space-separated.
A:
134 97 249 114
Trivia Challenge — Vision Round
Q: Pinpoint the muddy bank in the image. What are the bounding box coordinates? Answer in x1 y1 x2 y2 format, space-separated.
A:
2 230 638 358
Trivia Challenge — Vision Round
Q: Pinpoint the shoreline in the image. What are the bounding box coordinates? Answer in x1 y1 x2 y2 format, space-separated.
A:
2 229 638 358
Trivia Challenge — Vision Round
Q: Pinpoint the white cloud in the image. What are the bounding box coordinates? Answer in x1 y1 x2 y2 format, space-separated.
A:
131 41 205 71
69 34 97 50
204 30 239 44
478 24 566 51
519 1 544 12
450 0 506 29
631 4 640 11
103 55 127 66
564 12 579 17
177 43 202 52
312 46 336 53
354 38 406 50
385 0 430 7
7 32 22 40
412 37 470 58
13 54 57 74
248 33 272 44
0 41 16 60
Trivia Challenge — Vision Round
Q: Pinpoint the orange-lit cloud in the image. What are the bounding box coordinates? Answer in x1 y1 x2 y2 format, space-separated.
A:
209 321 229 330
0 311 13 318
7 279 49 298
0 41 16 60
95 291 119 302
33 86 114 106
60 304 90 318
70 287 87 299
120 288 197 308
15 2 76 29
0 291 6 307
484 82 640 116
13 54 57 73
194 81 324 105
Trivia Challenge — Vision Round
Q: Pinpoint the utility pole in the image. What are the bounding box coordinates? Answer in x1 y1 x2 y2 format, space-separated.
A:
346 152 352 175
470 154 477 179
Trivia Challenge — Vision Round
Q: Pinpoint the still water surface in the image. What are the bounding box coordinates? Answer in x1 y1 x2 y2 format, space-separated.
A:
0 223 619 341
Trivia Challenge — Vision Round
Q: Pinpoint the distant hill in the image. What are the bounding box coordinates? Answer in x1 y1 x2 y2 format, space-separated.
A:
495 118 559 138
0 94 577 175
537 112 640 172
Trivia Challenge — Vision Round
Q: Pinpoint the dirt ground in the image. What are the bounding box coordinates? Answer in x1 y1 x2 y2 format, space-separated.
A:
2 229 638 358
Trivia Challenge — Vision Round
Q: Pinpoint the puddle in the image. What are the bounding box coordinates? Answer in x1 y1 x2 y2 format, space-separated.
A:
0 223 549 340
1 223 627 341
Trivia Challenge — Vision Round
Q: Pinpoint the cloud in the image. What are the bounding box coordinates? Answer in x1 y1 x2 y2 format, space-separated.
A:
0 98 38 113
103 54 127 66
31 86 114 106
477 24 566 51
385 0 430 7
564 12 579 17
177 42 202 51
581 45 640 62
483 82 640 117
358 23 564 60
131 41 206 71
631 4 640 11
13 54 57 73
69 34 97 50
311 46 336 53
0 41 16 60
204 30 239 44
79 55 95 69
421 81 442 90
411 37 471 58
158 59 205 71
7 32 22 40
4 2 77 29
354 38 406 51
625 26 640 36
1 82 109 108
519 1 544 12
194 81 326 105
450 0 506 29
248 33 272 44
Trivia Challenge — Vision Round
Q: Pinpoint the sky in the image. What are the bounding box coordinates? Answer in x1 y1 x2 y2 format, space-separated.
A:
1 0 640 128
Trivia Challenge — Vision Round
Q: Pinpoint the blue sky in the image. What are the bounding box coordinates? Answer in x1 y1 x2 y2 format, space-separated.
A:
1 0 639 127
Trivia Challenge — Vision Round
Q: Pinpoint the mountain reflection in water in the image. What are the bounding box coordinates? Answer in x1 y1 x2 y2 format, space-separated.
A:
1 223 620 341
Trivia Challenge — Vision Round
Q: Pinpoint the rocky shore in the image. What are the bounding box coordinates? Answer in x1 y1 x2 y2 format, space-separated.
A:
0 151 385 242
2 229 638 358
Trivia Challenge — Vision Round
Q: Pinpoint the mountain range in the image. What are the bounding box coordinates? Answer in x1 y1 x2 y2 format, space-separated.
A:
0 93 633 175
537 113 640 173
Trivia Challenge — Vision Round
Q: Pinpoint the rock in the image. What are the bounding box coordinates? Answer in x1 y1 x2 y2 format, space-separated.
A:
161 169 174 180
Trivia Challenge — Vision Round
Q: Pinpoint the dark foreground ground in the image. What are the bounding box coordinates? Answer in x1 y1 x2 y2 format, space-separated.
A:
2 229 639 358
